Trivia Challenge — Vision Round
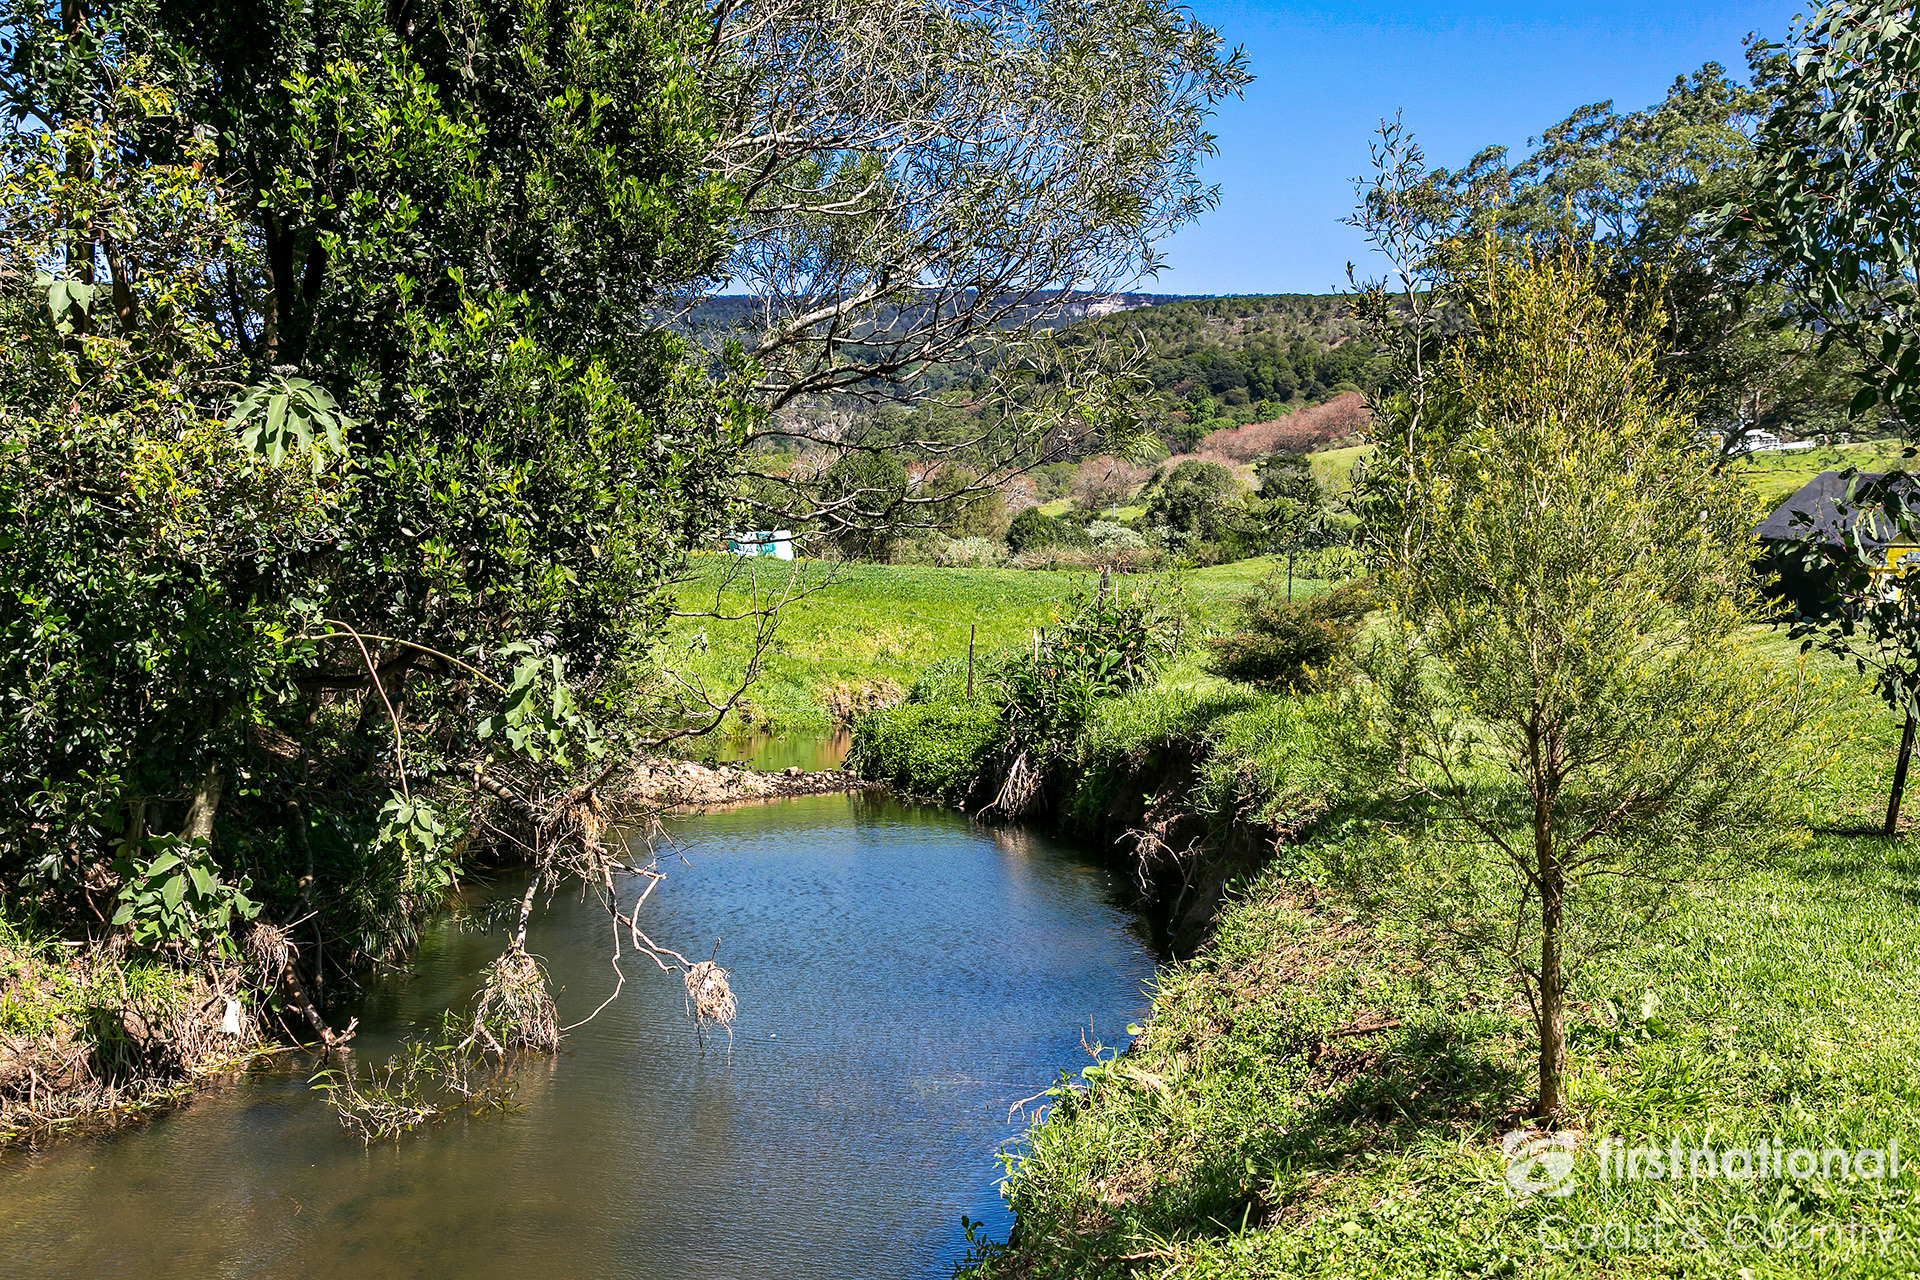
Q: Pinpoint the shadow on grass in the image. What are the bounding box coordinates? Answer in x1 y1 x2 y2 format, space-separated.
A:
1110 1020 1524 1245
1246 1023 1522 1218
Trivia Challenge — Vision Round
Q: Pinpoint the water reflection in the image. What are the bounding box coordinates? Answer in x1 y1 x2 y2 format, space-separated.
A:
0 793 1152 1280
705 728 852 773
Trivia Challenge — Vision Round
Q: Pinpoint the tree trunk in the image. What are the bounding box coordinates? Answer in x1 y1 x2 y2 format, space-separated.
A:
1535 799 1567 1121
179 765 223 845
1887 709 1916 838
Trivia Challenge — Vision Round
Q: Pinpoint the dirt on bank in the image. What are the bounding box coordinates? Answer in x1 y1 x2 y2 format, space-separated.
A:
618 757 877 810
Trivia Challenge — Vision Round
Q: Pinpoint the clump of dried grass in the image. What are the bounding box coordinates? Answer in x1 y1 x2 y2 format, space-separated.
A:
245 921 295 982
468 944 558 1055
683 960 736 1041
985 748 1044 819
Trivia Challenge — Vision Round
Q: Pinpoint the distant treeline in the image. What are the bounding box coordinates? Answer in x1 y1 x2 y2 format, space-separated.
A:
770 293 1383 460
1062 294 1386 452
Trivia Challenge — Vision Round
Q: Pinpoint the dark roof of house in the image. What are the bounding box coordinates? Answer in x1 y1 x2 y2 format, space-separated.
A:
1755 470 1912 549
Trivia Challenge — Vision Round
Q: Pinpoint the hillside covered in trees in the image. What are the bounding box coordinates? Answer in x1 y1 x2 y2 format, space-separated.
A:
1062 293 1385 451
776 292 1385 464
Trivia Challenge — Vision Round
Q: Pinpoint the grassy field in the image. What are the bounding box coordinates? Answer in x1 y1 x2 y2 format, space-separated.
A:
1733 439 1911 507
660 555 1323 735
1307 442 1374 494
961 630 1920 1279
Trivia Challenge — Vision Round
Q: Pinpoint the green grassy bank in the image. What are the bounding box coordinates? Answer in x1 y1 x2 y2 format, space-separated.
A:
663 556 1328 735
855 629 1920 1277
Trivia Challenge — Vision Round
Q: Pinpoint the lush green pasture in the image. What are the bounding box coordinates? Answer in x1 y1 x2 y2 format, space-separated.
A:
662 555 1322 733
1308 442 1373 494
967 631 1920 1279
1735 440 1910 507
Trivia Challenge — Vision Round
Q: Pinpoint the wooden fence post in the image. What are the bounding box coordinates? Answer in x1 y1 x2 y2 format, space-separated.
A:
967 623 976 700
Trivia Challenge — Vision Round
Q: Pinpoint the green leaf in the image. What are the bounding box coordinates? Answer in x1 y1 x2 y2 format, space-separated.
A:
146 851 182 876
161 874 185 912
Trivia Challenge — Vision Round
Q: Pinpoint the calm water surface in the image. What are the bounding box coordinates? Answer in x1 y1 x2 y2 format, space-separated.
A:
0 792 1152 1279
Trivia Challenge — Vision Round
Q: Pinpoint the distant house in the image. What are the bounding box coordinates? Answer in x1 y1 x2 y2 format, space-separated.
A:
1729 430 1815 456
1755 471 1917 612
726 530 794 560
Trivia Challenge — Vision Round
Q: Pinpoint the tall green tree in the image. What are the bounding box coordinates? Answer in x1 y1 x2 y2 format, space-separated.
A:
1343 250 1817 1120
1367 57 1863 451
1735 0 1920 831
1739 0 1920 431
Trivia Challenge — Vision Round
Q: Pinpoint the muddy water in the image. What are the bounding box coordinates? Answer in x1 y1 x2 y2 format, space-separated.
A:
0 791 1152 1279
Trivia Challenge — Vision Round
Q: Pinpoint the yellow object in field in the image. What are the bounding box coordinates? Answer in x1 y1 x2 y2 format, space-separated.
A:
1890 546 1920 575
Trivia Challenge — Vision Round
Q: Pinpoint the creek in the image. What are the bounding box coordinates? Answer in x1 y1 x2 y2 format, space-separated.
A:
0 788 1152 1279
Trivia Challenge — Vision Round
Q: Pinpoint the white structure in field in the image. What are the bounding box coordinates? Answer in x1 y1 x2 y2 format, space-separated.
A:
726 530 794 559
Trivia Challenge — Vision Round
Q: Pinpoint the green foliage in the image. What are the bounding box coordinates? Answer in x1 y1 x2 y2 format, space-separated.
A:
1061 294 1388 449
375 793 459 897
1006 506 1076 553
110 842 260 959
1207 578 1373 692
1367 56 1865 448
1143 458 1243 544
474 644 604 769
818 449 909 560
995 579 1181 765
1741 0 1920 429
0 0 750 966
310 1011 513 1144
847 700 1003 803
1345 249 1822 1118
227 375 354 471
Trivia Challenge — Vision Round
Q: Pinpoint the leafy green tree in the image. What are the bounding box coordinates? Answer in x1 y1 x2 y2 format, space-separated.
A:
1143 458 1241 545
1343 250 1817 1120
817 449 909 561
1006 506 1071 554
1739 0 1920 429
926 463 1008 539
1370 58 1863 450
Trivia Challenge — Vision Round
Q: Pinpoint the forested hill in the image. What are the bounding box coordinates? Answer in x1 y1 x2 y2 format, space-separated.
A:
681 290 1203 337
1062 294 1385 452
759 292 1384 459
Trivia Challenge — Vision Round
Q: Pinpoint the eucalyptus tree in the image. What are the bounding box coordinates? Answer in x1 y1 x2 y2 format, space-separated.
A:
704 0 1249 533
1738 0 1920 430
1361 57 1860 453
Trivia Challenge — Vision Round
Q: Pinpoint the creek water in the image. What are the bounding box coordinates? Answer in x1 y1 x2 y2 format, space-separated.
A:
0 790 1153 1280
705 726 853 773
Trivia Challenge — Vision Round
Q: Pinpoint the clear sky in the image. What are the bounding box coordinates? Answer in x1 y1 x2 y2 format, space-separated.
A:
1150 0 1806 296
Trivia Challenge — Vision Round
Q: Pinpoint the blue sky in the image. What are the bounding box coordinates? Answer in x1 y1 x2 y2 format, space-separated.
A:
1150 0 1805 296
